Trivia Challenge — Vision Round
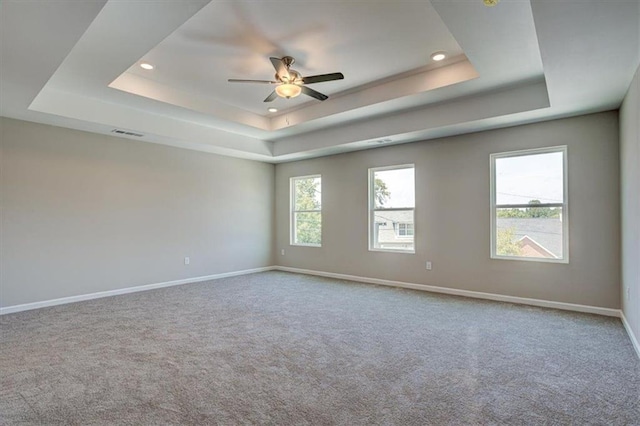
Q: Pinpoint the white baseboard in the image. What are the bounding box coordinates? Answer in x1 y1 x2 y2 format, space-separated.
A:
621 311 640 360
3 265 630 355
275 266 621 318
0 266 276 315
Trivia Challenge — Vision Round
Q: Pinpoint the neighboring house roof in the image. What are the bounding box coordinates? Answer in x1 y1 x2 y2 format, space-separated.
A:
373 210 413 224
497 218 563 258
373 210 414 245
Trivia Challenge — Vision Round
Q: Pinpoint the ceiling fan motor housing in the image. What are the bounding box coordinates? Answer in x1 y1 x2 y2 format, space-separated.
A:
281 56 295 68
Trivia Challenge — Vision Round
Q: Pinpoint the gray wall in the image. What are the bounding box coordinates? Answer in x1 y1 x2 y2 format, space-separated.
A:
0 117 274 307
0 110 625 312
275 112 621 309
621 65 639 342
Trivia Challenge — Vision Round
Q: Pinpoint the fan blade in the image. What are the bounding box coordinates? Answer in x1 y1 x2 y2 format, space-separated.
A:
301 86 328 101
302 72 344 85
228 79 277 84
263 91 278 103
270 57 290 80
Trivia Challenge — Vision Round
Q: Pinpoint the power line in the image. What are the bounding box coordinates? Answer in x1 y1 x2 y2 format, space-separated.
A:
499 229 562 236
497 191 563 203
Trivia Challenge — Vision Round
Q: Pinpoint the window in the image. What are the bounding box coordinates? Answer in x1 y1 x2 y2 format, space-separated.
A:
490 146 568 263
291 175 322 246
396 223 414 237
369 165 415 252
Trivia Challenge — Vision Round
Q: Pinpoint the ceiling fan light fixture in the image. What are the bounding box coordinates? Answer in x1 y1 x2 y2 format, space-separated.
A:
275 84 302 99
483 0 499 6
229 56 339 102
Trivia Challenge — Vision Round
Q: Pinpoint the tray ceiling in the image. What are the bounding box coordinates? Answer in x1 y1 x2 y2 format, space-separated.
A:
1 0 638 162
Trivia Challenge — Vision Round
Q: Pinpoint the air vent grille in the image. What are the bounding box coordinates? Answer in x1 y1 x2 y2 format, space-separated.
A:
111 129 144 137
370 138 393 144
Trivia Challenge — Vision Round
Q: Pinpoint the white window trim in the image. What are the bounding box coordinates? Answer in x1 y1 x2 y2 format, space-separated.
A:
290 174 322 247
368 164 416 254
490 146 569 264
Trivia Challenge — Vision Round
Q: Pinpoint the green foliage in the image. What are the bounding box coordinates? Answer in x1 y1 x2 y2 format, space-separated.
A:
374 178 391 207
295 178 321 210
294 178 321 245
496 227 523 256
496 200 561 218
294 212 321 245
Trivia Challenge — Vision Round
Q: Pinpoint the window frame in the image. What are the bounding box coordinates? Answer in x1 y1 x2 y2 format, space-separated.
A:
290 174 322 247
368 164 416 254
490 146 569 263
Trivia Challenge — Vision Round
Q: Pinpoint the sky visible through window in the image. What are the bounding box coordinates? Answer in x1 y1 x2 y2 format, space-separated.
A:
496 152 563 205
375 167 414 208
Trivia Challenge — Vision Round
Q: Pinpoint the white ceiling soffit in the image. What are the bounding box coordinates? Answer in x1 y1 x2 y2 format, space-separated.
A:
0 0 109 122
530 0 640 111
2 0 638 162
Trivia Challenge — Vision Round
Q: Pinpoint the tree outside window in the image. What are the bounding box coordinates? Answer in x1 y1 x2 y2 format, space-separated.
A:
291 175 321 246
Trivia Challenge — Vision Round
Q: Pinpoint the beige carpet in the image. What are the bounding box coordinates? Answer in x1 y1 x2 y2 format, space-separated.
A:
1 271 639 425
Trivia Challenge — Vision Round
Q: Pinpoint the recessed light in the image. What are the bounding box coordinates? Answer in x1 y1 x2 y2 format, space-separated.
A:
430 51 446 62
140 63 154 70
267 107 278 113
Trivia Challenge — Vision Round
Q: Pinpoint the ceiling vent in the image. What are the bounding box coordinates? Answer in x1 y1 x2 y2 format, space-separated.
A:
370 138 393 144
111 129 144 137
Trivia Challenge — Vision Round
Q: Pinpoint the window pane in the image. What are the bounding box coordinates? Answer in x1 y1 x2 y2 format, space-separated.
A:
397 223 414 236
294 212 321 245
291 175 321 246
294 177 321 210
496 207 564 259
373 168 415 208
372 209 414 251
496 152 563 205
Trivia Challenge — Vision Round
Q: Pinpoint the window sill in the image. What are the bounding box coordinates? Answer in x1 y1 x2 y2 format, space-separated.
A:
491 255 568 264
369 248 415 254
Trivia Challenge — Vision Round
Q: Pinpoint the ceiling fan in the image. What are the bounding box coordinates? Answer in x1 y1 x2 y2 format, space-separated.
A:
228 56 344 102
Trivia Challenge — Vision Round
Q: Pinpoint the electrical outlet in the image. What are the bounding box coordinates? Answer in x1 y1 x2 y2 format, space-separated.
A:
281 249 285 256
426 261 432 270
184 257 190 265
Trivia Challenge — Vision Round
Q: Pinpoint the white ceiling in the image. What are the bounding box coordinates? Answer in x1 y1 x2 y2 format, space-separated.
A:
124 0 466 115
1 0 638 163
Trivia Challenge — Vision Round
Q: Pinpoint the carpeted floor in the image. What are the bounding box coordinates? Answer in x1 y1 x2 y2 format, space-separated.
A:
1 271 639 425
